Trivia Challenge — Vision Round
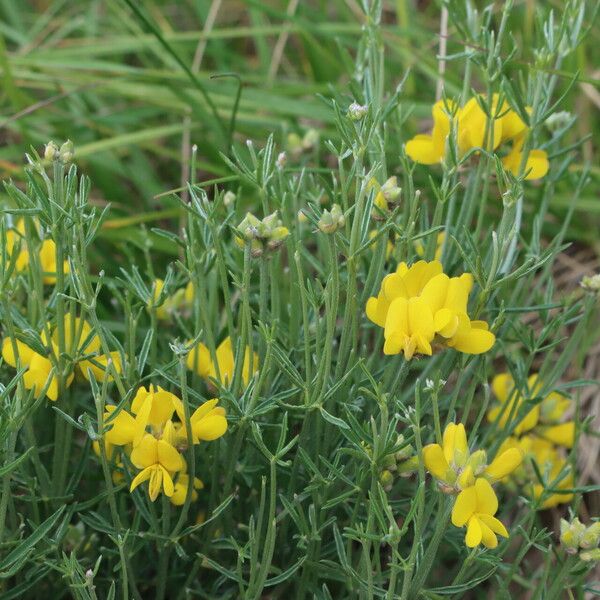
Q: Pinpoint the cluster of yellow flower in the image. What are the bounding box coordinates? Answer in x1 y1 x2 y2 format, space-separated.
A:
186 336 258 390
101 385 226 503
366 260 495 359
424 423 523 548
4 218 68 284
406 95 549 180
2 318 122 401
489 373 575 508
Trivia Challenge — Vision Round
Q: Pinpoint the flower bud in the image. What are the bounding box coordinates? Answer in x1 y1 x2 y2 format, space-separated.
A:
44 141 59 161
348 102 368 121
380 176 401 202
379 469 394 492
580 548 600 562
545 111 572 133
59 140 74 164
238 212 264 240
267 226 290 251
318 204 345 234
469 450 488 475
581 274 600 292
297 210 308 224
560 518 587 553
580 522 600 550
276 151 287 169
223 191 236 208
286 133 303 156
302 128 319 151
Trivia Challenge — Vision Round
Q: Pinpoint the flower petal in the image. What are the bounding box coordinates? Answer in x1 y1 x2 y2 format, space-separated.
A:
452 486 477 527
474 478 498 515
423 444 450 481
465 517 483 548
485 447 523 481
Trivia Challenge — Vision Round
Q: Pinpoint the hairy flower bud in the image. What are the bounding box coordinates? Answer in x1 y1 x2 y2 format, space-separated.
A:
318 204 345 234
59 140 74 164
44 141 59 161
348 102 368 121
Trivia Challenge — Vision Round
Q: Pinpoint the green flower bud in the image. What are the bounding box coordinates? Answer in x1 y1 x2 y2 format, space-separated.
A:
59 139 74 164
580 548 600 562
267 226 290 251
380 176 401 202
380 469 394 491
560 518 586 553
223 191 236 208
580 522 600 550
238 212 264 240
302 128 319 150
545 111 571 133
581 274 600 292
347 102 368 121
318 203 345 234
286 133 303 155
44 141 59 161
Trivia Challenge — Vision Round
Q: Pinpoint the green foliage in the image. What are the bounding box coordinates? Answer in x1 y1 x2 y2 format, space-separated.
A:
0 0 599 598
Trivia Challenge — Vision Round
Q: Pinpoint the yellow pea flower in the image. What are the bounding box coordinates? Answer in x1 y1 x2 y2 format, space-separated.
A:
5 219 29 271
130 385 179 429
414 232 445 261
452 478 509 549
488 373 574 447
366 260 443 328
129 433 184 501
173 398 228 445
407 95 549 180
103 403 150 447
367 261 495 359
1 337 72 401
423 422 522 492
497 436 574 509
186 336 259 387
38 239 70 284
170 473 204 506
150 279 195 321
405 99 456 164
80 351 123 383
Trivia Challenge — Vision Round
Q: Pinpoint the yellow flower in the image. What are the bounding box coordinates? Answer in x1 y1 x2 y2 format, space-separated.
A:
170 473 204 506
130 385 179 429
502 134 549 180
38 239 69 284
452 478 509 549
2 317 121 400
129 433 184 501
423 422 523 492
1 337 71 401
406 95 548 180
186 336 259 387
366 260 443 327
414 232 445 261
488 373 574 447
173 398 228 445
5 219 29 271
103 403 150 447
405 99 455 164
367 261 495 359
150 279 195 321
497 436 574 509
80 351 123 383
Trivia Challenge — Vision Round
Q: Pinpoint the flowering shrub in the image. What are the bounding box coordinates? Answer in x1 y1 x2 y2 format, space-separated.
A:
0 1 598 598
